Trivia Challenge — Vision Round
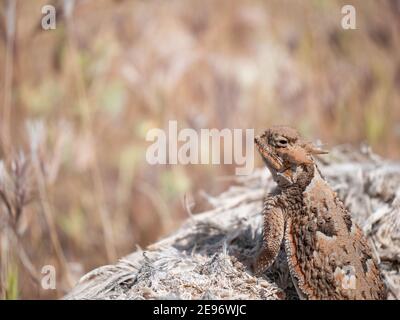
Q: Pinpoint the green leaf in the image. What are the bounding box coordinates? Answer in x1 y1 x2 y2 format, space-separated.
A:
5 264 19 300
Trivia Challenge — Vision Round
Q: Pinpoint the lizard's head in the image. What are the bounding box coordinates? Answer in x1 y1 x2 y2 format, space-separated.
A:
255 126 328 186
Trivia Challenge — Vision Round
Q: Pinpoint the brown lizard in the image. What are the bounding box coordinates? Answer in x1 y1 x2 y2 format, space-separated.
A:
253 126 387 300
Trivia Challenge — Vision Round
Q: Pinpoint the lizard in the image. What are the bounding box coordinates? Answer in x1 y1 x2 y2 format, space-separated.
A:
253 125 387 300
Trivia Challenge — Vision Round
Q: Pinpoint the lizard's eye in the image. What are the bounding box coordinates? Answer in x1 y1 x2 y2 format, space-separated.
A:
276 138 288 147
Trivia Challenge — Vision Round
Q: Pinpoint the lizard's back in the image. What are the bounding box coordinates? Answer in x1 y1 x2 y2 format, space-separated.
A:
284 170 387 300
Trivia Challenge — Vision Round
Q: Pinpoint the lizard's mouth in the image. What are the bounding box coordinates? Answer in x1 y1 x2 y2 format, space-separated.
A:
254 135 284 172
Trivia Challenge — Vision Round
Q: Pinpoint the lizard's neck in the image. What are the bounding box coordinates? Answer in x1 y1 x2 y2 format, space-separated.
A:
279 163 317 193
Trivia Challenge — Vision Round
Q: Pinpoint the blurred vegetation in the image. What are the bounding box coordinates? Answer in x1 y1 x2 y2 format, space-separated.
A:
0 0 399 299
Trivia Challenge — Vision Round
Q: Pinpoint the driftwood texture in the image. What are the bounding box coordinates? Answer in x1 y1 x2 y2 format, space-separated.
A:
65 146 400 300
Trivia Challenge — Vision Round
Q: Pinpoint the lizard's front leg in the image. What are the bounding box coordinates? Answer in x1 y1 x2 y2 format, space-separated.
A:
253 197 285 275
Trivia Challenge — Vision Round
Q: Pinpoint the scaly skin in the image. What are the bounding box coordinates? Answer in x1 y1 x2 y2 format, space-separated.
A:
253 126 387 300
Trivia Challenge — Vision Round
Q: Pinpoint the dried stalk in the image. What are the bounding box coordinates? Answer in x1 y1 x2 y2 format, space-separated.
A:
1 0 16 153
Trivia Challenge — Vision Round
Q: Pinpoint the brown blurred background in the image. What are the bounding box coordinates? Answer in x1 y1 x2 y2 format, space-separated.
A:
0 0 399 299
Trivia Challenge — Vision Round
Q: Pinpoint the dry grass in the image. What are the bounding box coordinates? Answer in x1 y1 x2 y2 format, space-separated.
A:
0 0 399 299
